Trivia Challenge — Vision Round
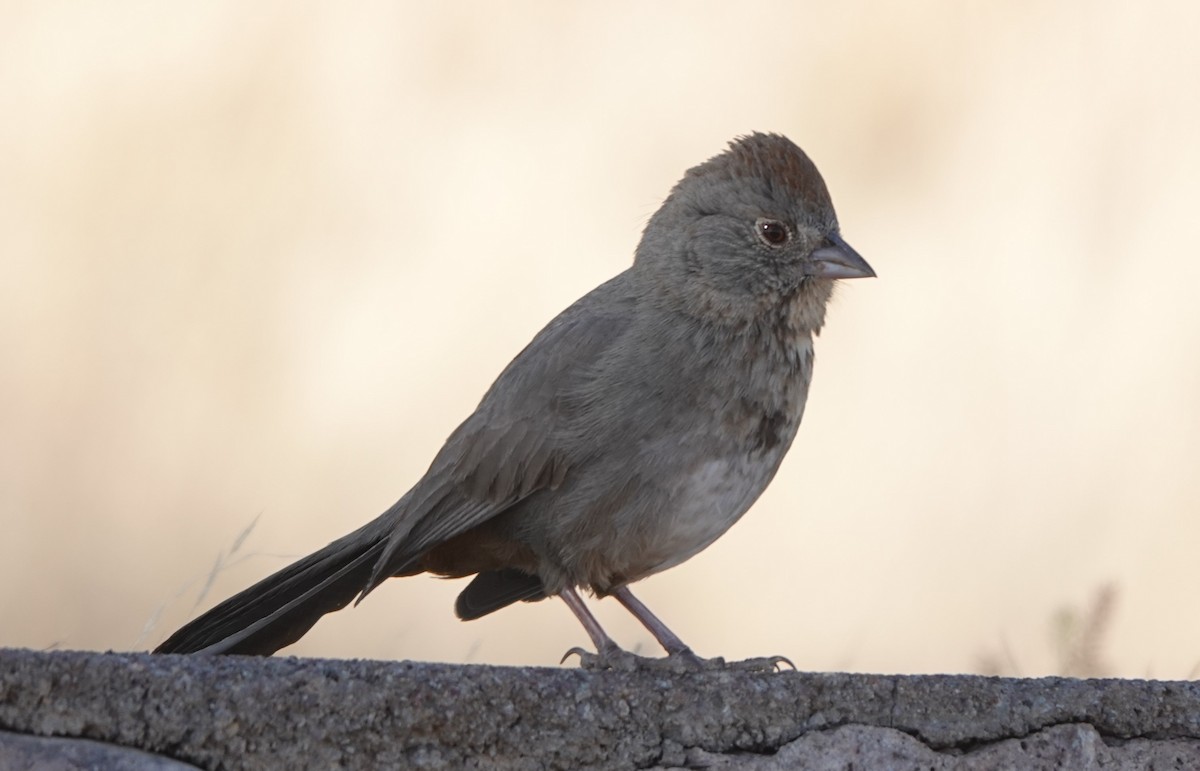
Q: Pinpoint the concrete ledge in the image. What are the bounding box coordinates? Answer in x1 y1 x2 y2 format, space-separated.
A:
2 648 1199 769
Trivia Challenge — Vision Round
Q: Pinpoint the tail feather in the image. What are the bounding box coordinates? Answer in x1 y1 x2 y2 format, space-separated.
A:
154 531 386 656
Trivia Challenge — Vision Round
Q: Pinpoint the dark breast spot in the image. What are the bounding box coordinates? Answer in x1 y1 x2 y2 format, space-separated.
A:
753 410 789 452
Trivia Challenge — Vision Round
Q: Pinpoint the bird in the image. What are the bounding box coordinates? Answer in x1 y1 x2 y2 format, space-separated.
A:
153 132 875 669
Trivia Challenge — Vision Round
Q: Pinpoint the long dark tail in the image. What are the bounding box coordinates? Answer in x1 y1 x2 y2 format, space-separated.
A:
154 524 387 656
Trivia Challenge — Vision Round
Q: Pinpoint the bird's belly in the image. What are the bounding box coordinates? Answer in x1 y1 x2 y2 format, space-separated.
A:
578 450 783 592
646 455 774 570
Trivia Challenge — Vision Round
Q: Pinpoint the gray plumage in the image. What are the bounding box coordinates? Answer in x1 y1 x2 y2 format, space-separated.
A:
154 132 874 658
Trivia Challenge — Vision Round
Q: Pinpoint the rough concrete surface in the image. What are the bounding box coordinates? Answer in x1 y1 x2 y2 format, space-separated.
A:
2 648 1199 770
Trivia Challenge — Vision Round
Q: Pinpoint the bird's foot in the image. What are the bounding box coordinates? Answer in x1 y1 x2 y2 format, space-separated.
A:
562 645 645 671
562 646 794 673
722 654 796 672
652 651 795 673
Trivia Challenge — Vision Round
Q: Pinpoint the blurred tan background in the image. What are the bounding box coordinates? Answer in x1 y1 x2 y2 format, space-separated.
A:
3 2 1199 677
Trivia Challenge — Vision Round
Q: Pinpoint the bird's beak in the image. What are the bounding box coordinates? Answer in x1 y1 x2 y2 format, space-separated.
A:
805 232 876 279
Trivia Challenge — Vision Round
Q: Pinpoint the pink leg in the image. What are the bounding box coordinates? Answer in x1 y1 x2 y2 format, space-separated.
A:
563 585 790 672
559 587 620 655
612 585 692 656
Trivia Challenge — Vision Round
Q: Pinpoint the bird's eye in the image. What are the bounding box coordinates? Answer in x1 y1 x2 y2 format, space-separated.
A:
756 218 790 247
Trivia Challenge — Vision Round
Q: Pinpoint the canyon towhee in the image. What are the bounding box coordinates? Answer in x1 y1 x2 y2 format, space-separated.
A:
154 132 875 669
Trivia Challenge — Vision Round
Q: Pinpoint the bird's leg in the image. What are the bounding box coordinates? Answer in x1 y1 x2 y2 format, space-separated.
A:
558 587 644 670
611 586 710 670
560 585 792 672
610 585 693 657
613 586 794 673
560 585 700 671
559 586 620 657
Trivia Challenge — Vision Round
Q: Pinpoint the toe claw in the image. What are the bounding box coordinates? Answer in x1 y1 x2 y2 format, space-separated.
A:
724 654 795 672
560 646 592 665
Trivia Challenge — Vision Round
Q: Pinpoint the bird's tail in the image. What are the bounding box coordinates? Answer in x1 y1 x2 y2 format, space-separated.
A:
153 523 388 656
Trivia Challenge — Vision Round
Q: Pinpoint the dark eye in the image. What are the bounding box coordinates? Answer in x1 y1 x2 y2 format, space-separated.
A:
756 218 790 247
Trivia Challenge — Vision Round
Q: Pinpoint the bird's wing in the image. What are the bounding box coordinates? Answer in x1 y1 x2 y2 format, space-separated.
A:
359 272 635 595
